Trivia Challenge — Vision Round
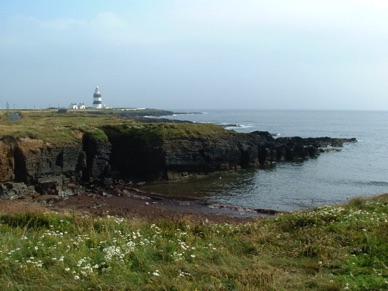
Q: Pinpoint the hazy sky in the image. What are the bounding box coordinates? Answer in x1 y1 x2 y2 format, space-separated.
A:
1 0 387 110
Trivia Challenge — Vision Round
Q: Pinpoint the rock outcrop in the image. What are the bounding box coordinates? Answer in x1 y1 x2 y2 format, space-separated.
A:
162 134 266 180
161 132 356 180
0 123 357 199
0 134 110 199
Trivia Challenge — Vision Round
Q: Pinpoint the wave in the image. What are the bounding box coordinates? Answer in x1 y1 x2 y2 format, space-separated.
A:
224 123 254 130
346 180 388 187
363 181 388 187
171 111 205 117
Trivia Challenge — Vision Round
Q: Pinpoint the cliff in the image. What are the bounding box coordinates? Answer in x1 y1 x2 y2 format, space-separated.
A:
0 111 356 198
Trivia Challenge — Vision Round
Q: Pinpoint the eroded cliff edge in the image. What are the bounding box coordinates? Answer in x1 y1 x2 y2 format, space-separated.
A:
0 114 356 199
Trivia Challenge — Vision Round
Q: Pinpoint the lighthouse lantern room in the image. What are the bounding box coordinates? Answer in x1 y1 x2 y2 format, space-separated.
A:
93 86 103 109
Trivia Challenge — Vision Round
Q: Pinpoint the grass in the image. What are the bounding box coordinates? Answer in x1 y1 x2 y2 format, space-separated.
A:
102 122 231 145
0 110 125 144
0 194 387 290
0 110 232 145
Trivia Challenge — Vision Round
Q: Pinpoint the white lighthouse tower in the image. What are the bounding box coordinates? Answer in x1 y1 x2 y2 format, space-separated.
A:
93 86 103 109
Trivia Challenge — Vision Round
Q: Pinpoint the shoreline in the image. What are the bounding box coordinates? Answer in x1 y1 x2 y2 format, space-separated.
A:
53 184 277 223
2 183 280 224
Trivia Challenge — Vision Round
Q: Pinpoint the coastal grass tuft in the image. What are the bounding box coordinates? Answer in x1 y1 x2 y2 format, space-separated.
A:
0 194 387 290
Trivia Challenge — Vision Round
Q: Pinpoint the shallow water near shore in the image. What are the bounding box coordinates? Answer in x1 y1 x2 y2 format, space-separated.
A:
139 110 388 212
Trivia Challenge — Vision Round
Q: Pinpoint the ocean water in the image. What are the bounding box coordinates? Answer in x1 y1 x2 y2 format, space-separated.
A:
141 110 388 211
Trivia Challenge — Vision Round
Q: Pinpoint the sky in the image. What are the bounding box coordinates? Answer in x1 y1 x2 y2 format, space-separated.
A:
1 0 387 110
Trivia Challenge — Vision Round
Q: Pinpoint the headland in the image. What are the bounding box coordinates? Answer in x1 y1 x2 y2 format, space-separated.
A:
0 108 356 218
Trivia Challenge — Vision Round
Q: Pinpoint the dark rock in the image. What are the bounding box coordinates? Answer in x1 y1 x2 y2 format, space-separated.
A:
0 182 35 198
81 134 111 182
36 176 61 195
250 131 275 142
161 134 264 177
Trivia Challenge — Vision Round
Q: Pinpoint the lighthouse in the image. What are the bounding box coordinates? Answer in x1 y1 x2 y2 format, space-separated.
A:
93 86 103 109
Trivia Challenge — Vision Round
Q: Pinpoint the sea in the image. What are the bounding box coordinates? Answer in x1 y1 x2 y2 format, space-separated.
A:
139 110 388 212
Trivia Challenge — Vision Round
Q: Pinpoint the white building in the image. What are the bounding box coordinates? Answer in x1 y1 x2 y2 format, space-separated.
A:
93 86 103 109
69 102 86 110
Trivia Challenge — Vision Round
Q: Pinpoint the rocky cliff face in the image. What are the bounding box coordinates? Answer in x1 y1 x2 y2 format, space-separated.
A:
0 134 111 198
162 134 265 180
0 124 356 198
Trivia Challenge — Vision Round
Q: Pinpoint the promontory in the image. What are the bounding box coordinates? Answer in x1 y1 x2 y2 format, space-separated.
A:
0 109 356 199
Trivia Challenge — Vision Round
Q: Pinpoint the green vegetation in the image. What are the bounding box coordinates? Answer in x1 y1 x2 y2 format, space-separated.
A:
0 195 387 290
155 122 231 139
80 126 109 142
0 110 231 145
103 122 231 143
0 110 122 144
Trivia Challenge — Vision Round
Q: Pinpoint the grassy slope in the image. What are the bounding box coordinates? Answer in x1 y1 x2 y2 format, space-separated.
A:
0 194 387 290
